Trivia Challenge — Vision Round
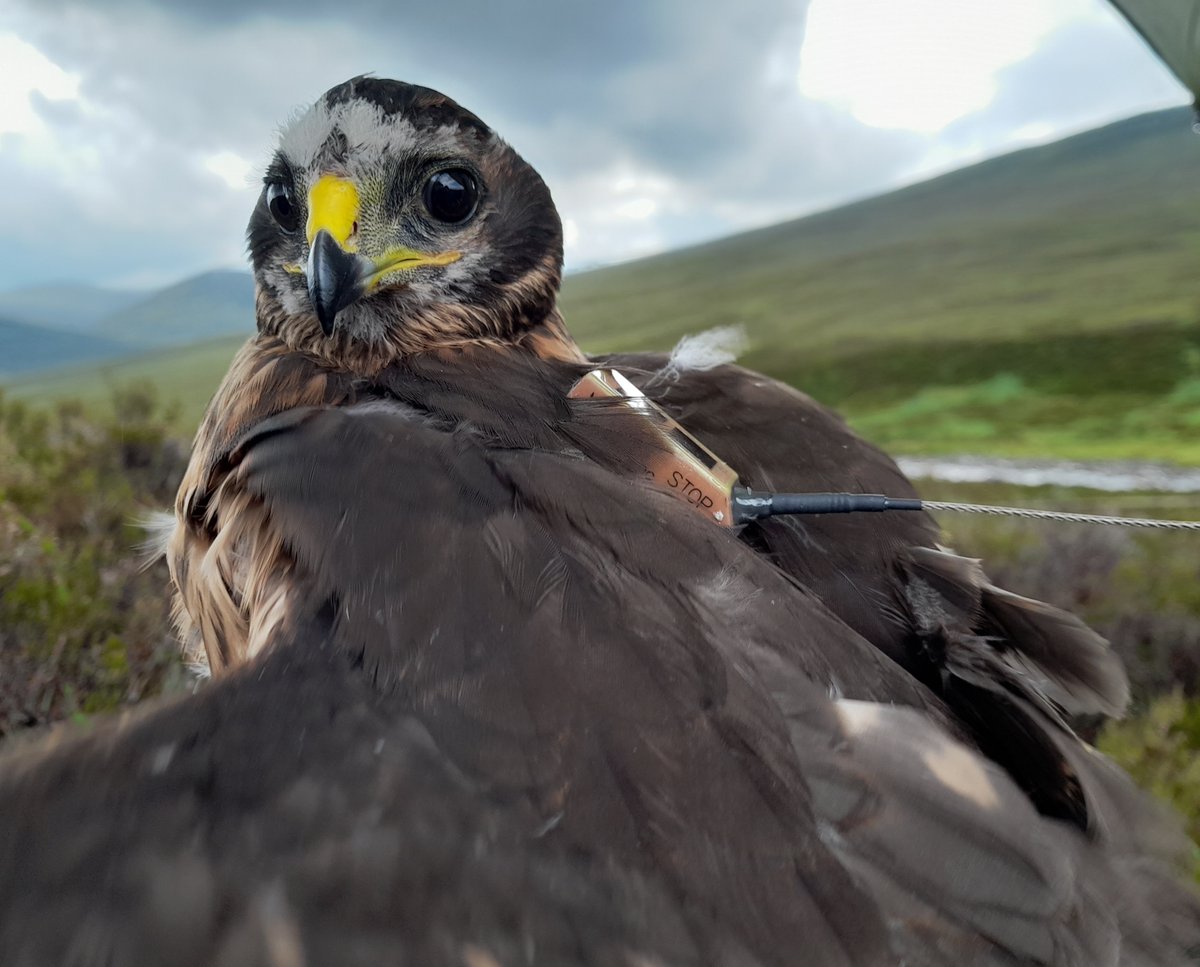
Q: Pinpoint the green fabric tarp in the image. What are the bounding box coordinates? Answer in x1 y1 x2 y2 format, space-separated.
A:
1108 0 1200 104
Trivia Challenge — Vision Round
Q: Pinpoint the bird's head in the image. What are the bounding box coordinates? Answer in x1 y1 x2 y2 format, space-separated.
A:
249 76 576 371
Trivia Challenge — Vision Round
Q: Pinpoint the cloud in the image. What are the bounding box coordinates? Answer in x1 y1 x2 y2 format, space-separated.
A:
798 0 1103 134
0 0 1187 292
0 32 81 138
941 8 1189 149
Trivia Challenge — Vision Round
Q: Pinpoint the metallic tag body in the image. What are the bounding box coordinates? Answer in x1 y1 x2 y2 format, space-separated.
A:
568 369 740 526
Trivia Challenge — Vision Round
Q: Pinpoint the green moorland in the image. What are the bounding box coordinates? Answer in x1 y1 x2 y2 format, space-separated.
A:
6 107 1200 461
561 107 1200 463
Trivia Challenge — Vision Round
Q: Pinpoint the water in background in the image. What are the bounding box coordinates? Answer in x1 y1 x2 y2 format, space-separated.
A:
899 456 1200 493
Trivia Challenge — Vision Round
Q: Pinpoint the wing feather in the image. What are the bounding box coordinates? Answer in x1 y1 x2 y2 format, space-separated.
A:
134 342 1200 963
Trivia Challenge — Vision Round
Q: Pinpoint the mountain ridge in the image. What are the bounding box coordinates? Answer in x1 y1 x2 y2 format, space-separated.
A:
0 317 131 377
92 269 255 346
0 283 147 333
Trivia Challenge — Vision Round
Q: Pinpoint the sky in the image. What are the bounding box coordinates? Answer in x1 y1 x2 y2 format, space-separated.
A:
0 0 1189 292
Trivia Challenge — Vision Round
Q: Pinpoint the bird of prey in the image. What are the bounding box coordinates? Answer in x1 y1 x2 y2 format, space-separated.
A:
2 77 1198 966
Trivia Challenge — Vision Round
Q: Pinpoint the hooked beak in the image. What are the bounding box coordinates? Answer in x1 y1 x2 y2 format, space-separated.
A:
304 174 368 337
300 173 464 338
307 229 366 336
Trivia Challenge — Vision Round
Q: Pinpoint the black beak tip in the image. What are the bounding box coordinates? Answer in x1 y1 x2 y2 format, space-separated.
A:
315 301 337 337
307 230 365 338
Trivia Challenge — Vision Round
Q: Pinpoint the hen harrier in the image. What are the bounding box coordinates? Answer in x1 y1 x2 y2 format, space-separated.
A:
1 78 1196 967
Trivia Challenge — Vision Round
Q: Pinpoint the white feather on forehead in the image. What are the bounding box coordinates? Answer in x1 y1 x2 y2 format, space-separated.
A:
277 96 474 173
276 100 337 169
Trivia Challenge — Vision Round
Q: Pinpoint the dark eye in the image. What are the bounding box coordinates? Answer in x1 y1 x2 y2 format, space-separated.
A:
422 169 479 224
266 182 299 233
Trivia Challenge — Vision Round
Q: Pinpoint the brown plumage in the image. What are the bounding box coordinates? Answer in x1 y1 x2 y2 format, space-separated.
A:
2 77 1198 966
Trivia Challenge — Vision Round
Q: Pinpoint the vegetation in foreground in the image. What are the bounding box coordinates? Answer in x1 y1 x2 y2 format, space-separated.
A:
1 389 1199 861
0 388 188 737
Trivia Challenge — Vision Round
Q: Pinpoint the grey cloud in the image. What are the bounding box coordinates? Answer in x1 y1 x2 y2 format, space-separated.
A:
941 14 1188 148
0 143 244 289
9 0 818 181
0 0 1183 292
7 0 881 290
56 0 669 79
29 90 88 128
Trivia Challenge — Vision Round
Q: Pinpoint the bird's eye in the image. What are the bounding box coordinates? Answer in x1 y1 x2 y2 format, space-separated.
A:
422 169 479 225
266 183 299 233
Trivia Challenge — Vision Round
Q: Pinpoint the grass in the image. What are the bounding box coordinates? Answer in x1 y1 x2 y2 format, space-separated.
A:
791 321 1200 463
561 109 1200 356
3 336 246 433
1099 692 1200 873
0 388 188 735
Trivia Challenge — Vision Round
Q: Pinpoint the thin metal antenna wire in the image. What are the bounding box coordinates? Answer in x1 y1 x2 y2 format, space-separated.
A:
921 500 1200 531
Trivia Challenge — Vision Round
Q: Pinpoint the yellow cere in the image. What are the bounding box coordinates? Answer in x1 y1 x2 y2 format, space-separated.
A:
306 175 361 248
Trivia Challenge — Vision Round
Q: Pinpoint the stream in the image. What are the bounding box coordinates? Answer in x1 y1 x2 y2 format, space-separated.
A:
896 455 1200 493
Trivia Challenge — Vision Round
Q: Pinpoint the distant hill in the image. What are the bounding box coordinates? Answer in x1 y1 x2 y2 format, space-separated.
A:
0 317 130 377
7 107 1200 462
560 106 1200 367
94 270 255 347
0 269 254 369
0 283 146 332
